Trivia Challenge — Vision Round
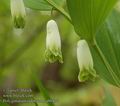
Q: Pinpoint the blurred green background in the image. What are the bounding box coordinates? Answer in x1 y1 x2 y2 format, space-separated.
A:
0 1 120 106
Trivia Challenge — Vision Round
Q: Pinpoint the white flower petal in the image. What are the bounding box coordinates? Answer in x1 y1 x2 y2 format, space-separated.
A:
46 20 61 49
77 40 93 70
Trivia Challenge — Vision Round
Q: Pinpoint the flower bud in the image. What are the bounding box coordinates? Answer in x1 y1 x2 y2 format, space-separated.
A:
77 40 96 82
10 0 26 28
45 20 63 63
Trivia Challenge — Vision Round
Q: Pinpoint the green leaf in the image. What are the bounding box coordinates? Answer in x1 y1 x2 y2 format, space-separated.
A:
102 83 117 106
23 0 65 11
102 89 116 106
90 10 120 87
0 102 9 106
67 0 117 42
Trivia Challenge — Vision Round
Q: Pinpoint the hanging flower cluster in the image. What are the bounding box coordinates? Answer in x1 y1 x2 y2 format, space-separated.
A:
45 20 96 82
10 1 96 82
10 0 26 28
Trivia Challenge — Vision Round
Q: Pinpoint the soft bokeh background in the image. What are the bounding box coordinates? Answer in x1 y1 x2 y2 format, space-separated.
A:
0 1 120 106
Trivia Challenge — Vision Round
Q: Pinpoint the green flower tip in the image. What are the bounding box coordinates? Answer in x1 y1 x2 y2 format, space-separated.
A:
13 16 25 28
78 68 96 82
45 48 63 63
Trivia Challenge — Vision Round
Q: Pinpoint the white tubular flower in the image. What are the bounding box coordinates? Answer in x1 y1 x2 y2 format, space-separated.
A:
10 0 26 28
45 20 63 63
77 40 96 82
